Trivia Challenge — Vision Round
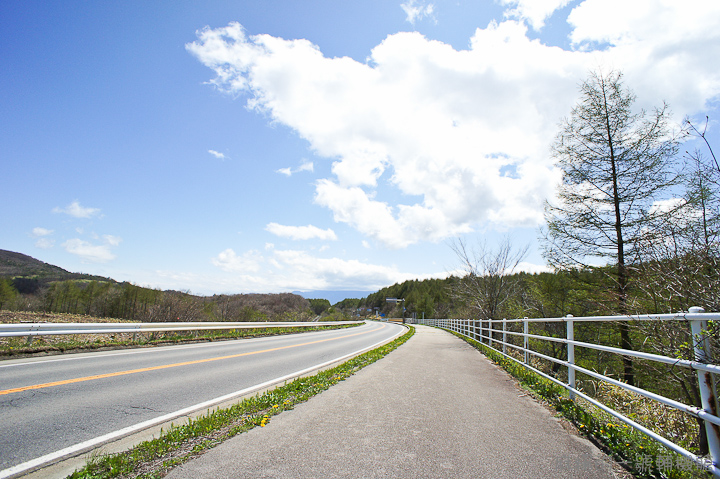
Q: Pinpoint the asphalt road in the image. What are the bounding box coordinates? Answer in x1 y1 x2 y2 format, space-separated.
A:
0 321 404 475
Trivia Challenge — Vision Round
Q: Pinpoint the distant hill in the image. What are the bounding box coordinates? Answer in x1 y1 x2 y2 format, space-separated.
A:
0 249 113 291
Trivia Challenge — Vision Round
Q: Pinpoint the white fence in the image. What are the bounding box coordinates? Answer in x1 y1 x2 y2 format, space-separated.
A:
0 320 364 342
412 308 720 476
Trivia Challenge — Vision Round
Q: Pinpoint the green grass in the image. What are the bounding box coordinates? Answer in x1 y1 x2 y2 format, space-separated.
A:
66 325 414 479
444 329 712 479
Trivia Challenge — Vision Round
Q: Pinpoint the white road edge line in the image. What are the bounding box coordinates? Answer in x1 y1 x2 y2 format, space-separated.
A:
0 322 404 479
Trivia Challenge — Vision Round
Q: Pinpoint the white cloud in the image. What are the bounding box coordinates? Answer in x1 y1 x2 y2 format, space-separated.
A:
62 238 118 263
188 3 720 249
35 238 55 249
266 223 338 241
32 227 53 237
103 234 123 246
515 261 552 274
209 246 444 292
211 248 263 273
208 149 227 160
276 159 314 176
31 227 56 249
567 0 720 113
649 197 702 229
401 0 435 25
500 0 571 30
53 200 101 219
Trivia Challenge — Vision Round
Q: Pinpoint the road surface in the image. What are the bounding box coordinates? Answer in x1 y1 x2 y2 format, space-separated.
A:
0 321 404 476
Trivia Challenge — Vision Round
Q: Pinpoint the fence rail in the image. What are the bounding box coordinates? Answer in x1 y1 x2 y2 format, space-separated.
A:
0 320 365 339
411 308 720 476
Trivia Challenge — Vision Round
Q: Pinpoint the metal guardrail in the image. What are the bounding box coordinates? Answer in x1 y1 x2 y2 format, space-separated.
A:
0 320 365 340
412 308 720 476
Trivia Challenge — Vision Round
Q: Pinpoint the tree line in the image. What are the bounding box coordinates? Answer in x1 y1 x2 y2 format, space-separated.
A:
0 278 333 323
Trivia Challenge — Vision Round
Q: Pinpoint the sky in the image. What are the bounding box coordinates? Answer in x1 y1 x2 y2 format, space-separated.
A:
2 0 720 301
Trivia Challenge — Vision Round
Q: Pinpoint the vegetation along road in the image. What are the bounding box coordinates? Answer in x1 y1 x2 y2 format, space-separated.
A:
0 321 405 476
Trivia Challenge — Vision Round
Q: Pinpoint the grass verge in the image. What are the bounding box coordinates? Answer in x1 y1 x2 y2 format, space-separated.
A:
445 329 712 479
66 325 414 479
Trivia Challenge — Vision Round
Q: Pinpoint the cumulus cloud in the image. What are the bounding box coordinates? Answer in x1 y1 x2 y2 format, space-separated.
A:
567 0 720 113
500 0 571 30
211 248 263 272
32 227 53 237
53 200 101 219
515 261 552 274
266 223 338 241
276 159 313 176
35 238 55 249
208 149 227 160
210 247 444 291
31 227 55 249
401 0 435 25
188 2 720 249
102 234 122 246
62 237 120 263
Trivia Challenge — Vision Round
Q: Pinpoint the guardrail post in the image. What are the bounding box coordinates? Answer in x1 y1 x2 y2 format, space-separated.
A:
488 319 493 349
566 314 575 401
502 318 507 354
689 306 720 468
523 318 529 365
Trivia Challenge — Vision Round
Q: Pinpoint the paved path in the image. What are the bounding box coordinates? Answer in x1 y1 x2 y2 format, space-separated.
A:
166 325 618 479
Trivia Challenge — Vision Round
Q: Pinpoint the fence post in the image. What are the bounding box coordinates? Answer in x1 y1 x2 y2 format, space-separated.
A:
523 318 529 365
689 306 720 468
502 318 507 354
488 319 493 349
566 314 575 401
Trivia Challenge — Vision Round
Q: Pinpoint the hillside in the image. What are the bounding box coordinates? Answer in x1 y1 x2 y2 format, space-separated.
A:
0 250 70 277
0 249 114 292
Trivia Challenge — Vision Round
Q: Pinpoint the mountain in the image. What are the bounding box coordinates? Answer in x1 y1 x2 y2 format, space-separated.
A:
0 249 113 285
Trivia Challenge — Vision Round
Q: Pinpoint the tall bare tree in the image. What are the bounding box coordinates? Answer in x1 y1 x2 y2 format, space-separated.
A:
542 69 679 384
451 237 528 320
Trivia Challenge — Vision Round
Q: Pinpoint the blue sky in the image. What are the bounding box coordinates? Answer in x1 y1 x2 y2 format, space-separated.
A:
2 0 719 300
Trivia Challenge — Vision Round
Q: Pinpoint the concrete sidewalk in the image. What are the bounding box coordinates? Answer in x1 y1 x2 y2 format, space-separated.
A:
166 325 619 479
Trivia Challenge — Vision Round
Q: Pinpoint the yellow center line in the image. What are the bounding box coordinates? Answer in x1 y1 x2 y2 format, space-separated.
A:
0 323 385 396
